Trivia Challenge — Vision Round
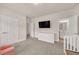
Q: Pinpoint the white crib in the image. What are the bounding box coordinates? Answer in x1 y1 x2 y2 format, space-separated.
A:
64 35 79 52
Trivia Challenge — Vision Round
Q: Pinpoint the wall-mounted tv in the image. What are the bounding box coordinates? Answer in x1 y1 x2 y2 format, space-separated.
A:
39 21 50 28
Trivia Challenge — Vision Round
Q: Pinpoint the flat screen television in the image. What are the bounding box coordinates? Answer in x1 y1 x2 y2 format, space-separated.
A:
39 21 50 28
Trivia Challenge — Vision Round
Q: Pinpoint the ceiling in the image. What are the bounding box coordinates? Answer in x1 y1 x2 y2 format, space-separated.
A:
0 3 79 18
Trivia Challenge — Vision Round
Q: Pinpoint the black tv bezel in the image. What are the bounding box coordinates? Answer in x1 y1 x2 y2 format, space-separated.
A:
39 21 50 28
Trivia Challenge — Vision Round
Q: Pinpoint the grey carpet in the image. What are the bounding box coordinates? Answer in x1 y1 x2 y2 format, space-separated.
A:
13 38 64 55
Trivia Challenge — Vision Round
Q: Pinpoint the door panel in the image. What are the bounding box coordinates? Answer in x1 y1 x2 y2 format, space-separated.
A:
0 15 18 46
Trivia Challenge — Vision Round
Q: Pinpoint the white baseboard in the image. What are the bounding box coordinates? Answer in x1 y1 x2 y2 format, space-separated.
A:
54 39 59 42
11 39 26 45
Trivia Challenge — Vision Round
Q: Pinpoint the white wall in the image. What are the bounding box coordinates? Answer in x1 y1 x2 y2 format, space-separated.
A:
73 5 79 35
0 6 26 46
31 9 74 41
66 5 79 35
67 15 78 35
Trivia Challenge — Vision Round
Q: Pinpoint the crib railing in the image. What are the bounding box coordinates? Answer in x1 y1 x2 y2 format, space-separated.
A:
64 35 79 52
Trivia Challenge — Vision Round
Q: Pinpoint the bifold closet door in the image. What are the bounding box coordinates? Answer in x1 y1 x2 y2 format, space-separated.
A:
0 15 9 46
7 17 19 44
0 15 18 46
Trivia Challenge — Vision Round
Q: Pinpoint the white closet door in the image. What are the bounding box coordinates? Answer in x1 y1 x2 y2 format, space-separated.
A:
7 17 18 44
0 15 18 46
0 15 9 45
0 15 2 46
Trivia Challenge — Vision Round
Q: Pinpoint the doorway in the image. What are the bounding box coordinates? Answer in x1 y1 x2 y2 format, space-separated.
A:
26 16 31 39
59 19 69 42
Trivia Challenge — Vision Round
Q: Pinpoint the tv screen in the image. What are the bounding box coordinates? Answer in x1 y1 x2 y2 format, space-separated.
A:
39 21 50 28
